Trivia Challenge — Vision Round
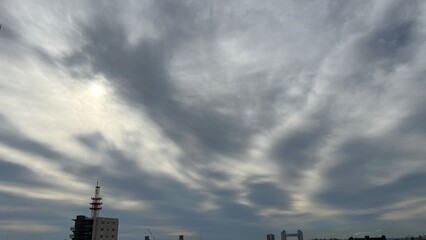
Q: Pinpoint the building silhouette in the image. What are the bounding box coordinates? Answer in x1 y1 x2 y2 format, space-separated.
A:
267 233 276 240
349 236 386 240
70 183 119 240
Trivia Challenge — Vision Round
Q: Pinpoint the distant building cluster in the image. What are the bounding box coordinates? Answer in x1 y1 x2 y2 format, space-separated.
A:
69 182 119 240
349 236 386 240
312 235 388 240
267 229 303 240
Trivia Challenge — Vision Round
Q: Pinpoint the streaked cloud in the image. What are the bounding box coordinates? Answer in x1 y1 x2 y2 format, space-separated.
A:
1 1 426 240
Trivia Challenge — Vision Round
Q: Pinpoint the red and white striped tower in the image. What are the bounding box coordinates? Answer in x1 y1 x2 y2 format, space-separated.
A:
90 182 102 218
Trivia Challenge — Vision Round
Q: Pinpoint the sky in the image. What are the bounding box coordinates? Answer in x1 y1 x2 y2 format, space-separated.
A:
1 1 426 240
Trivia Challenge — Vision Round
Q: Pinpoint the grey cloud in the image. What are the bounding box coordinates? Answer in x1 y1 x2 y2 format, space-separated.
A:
74 132 212 218
0 157 43 186
74 132 272 230
62 1 252 158
2 0 426 239
362 21 414 60
198 168 231 182
73 133 164 200
0 191 72 218
323 1 364 25
0 22 19 43
398 103 426 135
316 171 426 211
304 1 424 214
217 199 259 221
353 20 416 77
315 137 426 210
315 1 421 97
0 6 20 42
357 2 418 67
271 109 332 180
0 114 72 163
246 182 289 209
76 132 108 150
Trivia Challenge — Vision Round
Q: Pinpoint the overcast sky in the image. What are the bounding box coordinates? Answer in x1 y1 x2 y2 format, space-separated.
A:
1 1 426 240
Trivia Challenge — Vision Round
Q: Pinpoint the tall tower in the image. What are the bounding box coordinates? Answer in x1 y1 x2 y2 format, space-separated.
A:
297 230 303 240
281 230 287 240
90 182 102 218
71 182 118 240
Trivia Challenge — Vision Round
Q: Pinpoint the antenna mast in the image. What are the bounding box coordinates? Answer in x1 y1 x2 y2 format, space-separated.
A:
147 228 158 240
90 182 102 218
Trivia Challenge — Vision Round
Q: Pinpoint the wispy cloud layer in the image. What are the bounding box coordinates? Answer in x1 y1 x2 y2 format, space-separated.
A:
1 1 426 240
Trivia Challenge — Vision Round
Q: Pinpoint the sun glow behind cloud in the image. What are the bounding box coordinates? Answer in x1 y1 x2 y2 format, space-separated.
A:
89 82 107 97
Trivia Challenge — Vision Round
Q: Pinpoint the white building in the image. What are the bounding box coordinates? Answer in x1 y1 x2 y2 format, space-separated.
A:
92 217 119 240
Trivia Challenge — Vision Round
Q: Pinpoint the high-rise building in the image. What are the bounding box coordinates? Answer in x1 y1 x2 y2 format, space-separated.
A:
267 233 276 240
297 230 303 240
281 230 286 240
70 183 119 240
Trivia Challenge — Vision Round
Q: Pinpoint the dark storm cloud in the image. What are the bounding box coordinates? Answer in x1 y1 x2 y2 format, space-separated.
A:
270 108 332 180
398 103 426 135
0 114 71 163
317 171 426 211
367 5 417 58
0 6 20 42
0 157 44 186
246 182 288 209
0 191 73 218
63 1 251 158
0 22 19 42
197 168 231 183
218 199 258 221
362 21 414 59
350 20 416 76
272 126 325 171
315 136 426 210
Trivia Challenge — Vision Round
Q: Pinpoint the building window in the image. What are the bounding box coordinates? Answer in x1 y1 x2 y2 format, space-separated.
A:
101 228 104 231
112 229 115 231
100 235 103 238
112 235 114 238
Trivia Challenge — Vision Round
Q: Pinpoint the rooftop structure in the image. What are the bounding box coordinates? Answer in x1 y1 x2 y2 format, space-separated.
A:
90 182 102 218
70 183 119 240
281 229 303 240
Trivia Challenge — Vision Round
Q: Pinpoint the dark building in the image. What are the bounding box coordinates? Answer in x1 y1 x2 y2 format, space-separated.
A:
267 234 276 240
71 215 94 240
70 215 118 240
